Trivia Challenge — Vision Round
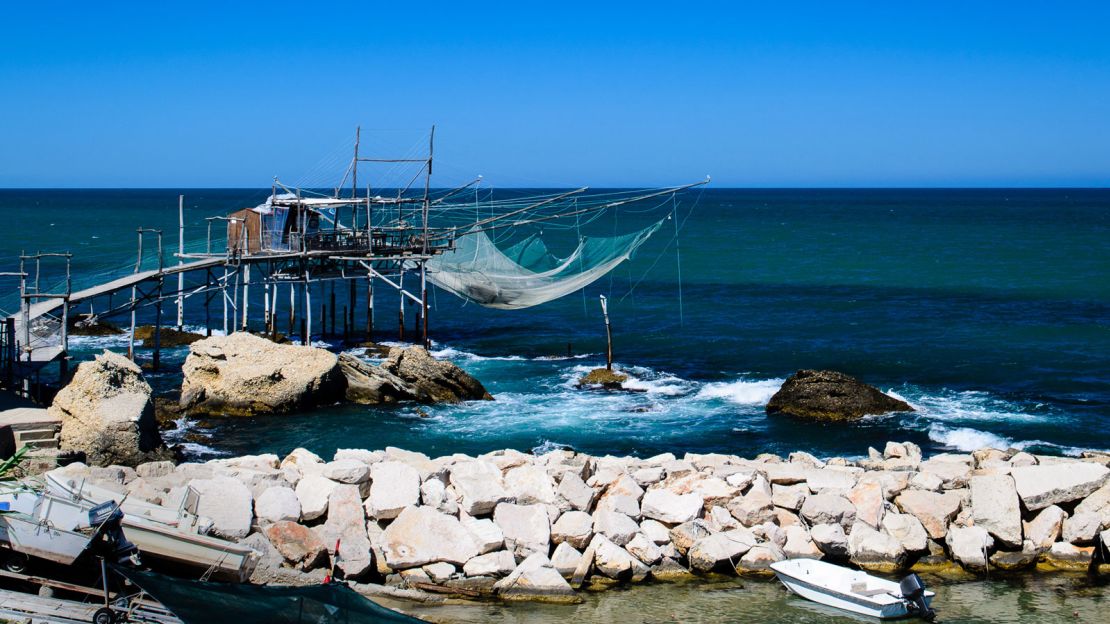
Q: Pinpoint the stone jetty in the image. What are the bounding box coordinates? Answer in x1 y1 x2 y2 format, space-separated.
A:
49 441 1110 604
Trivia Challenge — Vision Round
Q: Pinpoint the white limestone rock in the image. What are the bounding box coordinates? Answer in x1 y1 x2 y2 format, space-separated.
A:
462 517 505 555
880 512 929 553
1010 462 1110 511
493 503 552 558
494 553 577 602
319 484 374 577
640 519 672 545
364 461 420 520
463 550 517 577
380 506 481 569
969 474 1022 548
450 460 511 515
625 532 664 565
550 542 583 578
810 523 849 558
556 472 598 512
946 525 994 571
894 490 963 539
589 535 649 581
1023 505 1066 552
189 476 253 539
687 529 756 571
254 486 301 524
771 483 809 511
295 474 338 522
322 459 371 484
1062 512 1101 545
504 464 558 506
592 510 641 547
551 510 593 549
848 522 906 572
783 525 823 559
800 493 857 529
640 489 703 524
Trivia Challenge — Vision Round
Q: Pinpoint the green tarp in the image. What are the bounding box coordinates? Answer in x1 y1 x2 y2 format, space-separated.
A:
113 566 425 624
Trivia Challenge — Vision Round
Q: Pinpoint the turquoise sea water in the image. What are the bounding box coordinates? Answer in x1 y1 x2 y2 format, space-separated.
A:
1 188 1107 461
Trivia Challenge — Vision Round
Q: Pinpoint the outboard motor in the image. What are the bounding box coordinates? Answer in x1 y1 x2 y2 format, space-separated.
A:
88 501 140 566
899 573 936 621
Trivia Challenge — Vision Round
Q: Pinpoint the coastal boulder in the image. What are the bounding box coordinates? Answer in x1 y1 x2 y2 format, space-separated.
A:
1009 462 1110 511
264 521 327 570
946 525 994 571
765 370 913 421
51 350 169 466
969 474 1022 548
189 476 254 539
380 346 493 403
494 503 552 558
380 506 481 569
180 333 346 416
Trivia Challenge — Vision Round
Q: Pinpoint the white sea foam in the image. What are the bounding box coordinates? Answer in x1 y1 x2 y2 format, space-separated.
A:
694 378 785 405
927 425 1015 452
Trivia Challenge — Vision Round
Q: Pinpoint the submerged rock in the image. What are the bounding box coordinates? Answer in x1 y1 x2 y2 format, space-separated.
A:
134 325 205 347
578 368 629 389
765 369 913 421
50 350 170 466
180 332 346 416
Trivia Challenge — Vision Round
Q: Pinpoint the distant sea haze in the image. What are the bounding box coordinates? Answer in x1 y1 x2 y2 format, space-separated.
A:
2 188 1107 460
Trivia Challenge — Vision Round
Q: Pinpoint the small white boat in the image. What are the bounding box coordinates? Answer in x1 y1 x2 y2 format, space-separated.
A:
770 559 936 620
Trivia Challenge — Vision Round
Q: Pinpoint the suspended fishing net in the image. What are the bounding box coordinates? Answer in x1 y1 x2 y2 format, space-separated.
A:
425 220 663 309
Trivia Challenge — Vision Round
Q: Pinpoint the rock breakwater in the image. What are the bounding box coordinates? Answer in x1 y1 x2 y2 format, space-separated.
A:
49 441 1110 603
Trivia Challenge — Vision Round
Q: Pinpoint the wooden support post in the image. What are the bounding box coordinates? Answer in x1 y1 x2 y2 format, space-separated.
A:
241 263 250 332
600 295 613 371
421 261 429 348
204 271 212 336
128 285 137 360
366 272 374 341
263 281 271 334
303 275 312 345
153 277 163 371
222 267 229 335
288 282 296 337
176 194 185 331
397 268 405 341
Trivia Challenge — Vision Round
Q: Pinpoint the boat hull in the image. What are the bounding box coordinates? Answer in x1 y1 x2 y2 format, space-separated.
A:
771 559 934 620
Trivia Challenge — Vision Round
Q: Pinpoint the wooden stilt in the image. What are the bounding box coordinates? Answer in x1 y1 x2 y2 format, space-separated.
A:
128 285 137 360
348 278 356 342
303 274 312 345
241 263 250 332
153 277 163 371
204 271 212 337
288 281 295 337
421 261 429 348
397 267 405 341
366 271 374 341
263 281 271 334
222 267 229 336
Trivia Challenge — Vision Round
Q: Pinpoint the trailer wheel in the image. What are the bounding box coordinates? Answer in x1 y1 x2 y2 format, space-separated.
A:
2 553 28 574
92 607 116 624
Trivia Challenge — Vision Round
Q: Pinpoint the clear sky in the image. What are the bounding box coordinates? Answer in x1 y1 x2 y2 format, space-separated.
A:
2 2 1108 188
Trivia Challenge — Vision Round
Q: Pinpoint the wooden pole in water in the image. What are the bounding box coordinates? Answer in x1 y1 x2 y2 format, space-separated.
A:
397 267 405 341
303 272 312 345
600 294 613 371
420 260 428 348
176 194 184 330
153 232 164 370
222 267 229 336
366 271 374 341
204 271 212 337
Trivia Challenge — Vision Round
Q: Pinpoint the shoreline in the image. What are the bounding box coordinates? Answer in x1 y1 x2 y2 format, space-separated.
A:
44 440 1110 605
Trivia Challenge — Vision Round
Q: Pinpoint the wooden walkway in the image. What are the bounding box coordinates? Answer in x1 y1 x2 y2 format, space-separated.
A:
0 587 181 624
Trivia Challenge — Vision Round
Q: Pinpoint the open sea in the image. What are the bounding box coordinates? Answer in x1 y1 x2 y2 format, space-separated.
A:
1 188 1108 462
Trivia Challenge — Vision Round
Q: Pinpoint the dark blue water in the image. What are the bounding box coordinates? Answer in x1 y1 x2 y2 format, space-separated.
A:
2 188 1107 461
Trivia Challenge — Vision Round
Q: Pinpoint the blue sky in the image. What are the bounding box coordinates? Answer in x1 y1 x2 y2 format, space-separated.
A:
2 2 1108 187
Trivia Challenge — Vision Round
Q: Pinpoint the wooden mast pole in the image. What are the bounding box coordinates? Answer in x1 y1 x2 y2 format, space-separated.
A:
600 295 613 371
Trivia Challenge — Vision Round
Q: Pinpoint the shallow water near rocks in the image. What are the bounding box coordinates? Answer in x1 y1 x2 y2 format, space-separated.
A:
384 573 1107 624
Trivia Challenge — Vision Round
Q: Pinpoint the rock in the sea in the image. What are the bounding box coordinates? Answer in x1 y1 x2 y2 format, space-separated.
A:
969 474 1022 548
589 535 649 581
380 346 492 403
180 333 346 416
800 494 857 530
1023 505 1066 552
783 525 823 559
494 553 578 603
295 474 337 522
880 512 929 553
1062 512 1101 545
551 511 594 549
765 369 913 421
1009 462 1110 511
50 350 169 466
450 460 511 515
134 325 205 348
578 368 629 388
380 506 481 569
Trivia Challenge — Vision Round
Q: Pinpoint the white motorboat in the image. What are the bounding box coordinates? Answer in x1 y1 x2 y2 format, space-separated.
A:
39 472 258 582
770 559 936 620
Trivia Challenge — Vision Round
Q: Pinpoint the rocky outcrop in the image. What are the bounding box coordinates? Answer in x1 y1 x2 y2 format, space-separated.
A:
50 350 170 466
765 369 913 421
340 347 492 405
1010 462 1109 511
134 325 205 347
180 333 346 416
